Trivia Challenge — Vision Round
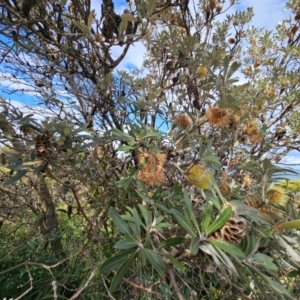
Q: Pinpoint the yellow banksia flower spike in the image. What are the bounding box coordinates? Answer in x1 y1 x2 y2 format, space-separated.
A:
267 185 288 206
196 65 207 78
187 164 212 190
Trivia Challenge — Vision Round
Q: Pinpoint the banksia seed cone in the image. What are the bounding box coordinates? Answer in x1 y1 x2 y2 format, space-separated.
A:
187 164 212 190
138 151 166 186
211 215 247 244
35 134 52 158
206 106 229 127
174 114 193 130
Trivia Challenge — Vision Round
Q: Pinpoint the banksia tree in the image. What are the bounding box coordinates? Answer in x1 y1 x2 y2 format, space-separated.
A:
1 0 300 299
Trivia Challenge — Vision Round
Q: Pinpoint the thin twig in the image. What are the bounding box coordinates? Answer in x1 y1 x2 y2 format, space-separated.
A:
14 266 33 300
167 267 184 300
69 268 97 300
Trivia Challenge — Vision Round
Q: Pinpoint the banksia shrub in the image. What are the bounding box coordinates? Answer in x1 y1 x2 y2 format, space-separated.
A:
174 113 193 130
187 164 212 190
138 151 166 186
211 214 248 244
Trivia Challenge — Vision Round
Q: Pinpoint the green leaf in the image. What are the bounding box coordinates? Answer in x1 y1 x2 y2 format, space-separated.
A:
183 188 200 234
226 61 241 81
163 254 186 271
132 207 141 239
190 237 201 256
3 169 27 186
223 56 230 79
249 265 293 299
214 246 239 277
99 250 133 274
200 243 228 280
22 160 44 166
209 240 245 259
276 220 300 230
114 239 138 250
111 128 136 145
159 237 186 249
88 9 95 32
141 131 161 140
202 202 213 233
138 204 152 227
143 249 165 278
147 0 156 15
72 20 90 34
110 250 137 293
204 191 221 210
171 209 197 237
114 176 134 190
118 145 136 151
206 206 232 235
120 13 139 22
231 201 272 225
252 253 278 271
110 207 132 236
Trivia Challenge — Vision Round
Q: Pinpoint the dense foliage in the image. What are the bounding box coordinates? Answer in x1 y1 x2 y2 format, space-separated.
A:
1 0 300 299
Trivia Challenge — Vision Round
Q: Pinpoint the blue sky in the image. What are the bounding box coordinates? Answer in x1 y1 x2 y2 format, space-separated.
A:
1 0 299 174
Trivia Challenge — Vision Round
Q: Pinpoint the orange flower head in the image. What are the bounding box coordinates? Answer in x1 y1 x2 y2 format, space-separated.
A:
242 174 252 188
243 121 262 145
174 114 193 130
206 106 229 127
138 151 166 186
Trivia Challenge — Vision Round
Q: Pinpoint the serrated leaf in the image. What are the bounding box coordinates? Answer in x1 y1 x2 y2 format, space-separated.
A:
143 249 165 278
3 169 27 186
99 250 133 274
171 209 197 237
110 250 137 293
159 237 186 249
110 207 132 236
206 206 232 235
209 240 245 259
114 239 138 250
